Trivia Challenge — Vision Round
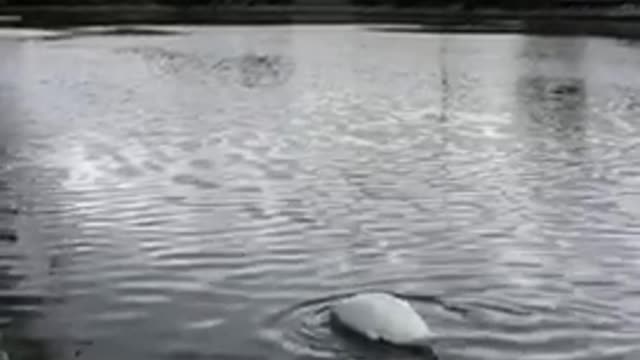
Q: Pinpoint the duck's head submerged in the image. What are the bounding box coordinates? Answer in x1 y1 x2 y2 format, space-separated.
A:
329 292 438 357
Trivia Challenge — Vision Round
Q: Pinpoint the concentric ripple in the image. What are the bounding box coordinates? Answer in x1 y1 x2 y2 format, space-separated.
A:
259 292 454 360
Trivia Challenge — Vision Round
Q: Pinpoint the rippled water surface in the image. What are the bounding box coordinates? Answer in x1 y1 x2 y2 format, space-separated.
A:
1 25 640 360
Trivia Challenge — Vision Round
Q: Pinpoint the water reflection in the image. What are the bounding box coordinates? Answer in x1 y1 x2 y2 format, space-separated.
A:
517 37 588 152
515 36 590 185
438 36 450 123
508 37 640 339
0 181 51 360
0 39 59 360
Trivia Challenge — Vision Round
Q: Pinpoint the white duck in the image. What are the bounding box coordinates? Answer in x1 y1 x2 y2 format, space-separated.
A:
330 292 435 346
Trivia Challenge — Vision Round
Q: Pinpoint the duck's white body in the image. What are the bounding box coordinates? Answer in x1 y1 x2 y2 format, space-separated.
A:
330 292 434 346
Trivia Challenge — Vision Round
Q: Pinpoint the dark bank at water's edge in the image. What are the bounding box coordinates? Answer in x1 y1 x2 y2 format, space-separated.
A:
2 6 640 39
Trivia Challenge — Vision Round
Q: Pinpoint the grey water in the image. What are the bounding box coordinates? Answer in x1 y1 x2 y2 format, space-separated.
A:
1 25 640 360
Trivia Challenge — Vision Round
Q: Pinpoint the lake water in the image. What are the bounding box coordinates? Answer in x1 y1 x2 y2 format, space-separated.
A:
1 25 640 360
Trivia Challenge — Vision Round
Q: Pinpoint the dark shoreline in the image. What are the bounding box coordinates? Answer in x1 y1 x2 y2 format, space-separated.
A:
2 5 640 39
